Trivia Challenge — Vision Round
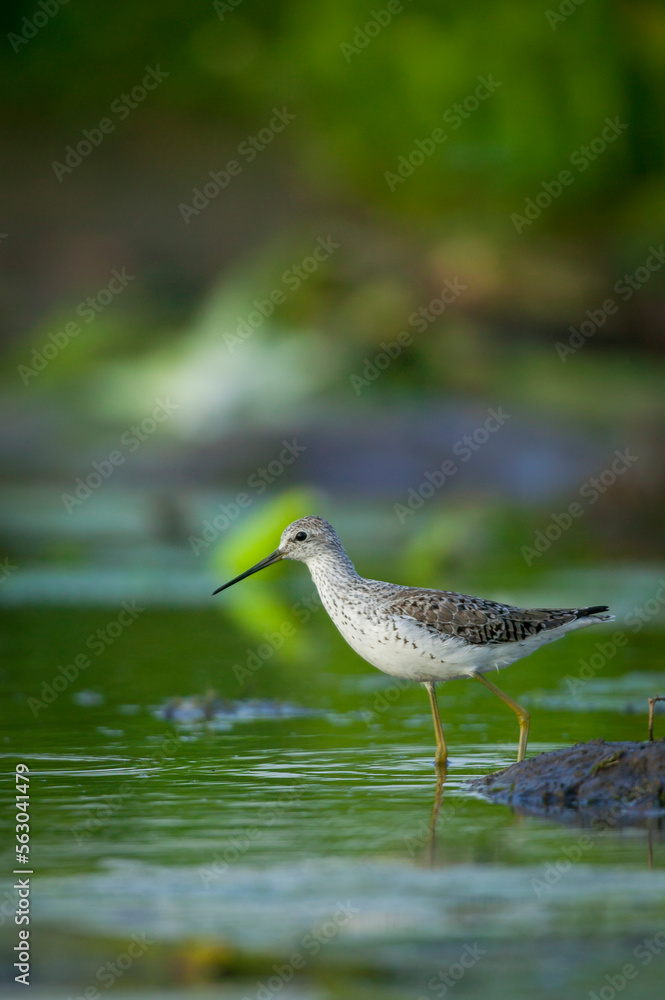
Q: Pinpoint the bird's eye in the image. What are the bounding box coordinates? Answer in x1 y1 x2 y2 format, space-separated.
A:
295 531 307 541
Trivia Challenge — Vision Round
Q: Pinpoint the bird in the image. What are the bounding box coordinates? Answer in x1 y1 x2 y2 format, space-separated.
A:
212 515 614 767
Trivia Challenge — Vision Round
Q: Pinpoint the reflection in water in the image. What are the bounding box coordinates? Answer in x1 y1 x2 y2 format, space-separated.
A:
646 819 664 870
427 765 447 864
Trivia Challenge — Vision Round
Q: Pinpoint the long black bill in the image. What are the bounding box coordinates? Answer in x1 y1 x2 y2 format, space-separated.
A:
212 549 283 596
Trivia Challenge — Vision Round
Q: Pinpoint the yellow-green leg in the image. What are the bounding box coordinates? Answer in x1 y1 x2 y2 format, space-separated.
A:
475 674 530 762
424 681 448 768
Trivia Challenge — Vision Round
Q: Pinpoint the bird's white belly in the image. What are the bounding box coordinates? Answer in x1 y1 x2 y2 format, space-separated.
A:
327 603 564 683
326 606 475 681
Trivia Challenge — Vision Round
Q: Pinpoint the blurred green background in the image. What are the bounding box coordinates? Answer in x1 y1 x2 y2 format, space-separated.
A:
2 2 665 998
1 0 664 588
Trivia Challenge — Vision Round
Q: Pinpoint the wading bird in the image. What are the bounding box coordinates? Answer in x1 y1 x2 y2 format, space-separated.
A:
213 516 613 766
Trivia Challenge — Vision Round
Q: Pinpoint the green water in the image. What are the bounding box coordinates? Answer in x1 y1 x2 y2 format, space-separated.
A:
1 607 665 999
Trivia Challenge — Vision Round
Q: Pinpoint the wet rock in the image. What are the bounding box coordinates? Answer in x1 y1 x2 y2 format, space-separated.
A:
470 739 665 826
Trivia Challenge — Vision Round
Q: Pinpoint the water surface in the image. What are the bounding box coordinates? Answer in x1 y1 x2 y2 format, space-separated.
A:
1 605 664 999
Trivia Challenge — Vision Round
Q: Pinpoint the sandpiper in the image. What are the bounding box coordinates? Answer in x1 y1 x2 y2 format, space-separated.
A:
213 515 614 766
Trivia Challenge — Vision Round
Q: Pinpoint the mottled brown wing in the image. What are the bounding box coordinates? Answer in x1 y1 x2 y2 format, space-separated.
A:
386 588 580 645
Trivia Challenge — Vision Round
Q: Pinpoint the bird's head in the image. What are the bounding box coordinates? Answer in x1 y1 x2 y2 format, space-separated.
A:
212 515 341 595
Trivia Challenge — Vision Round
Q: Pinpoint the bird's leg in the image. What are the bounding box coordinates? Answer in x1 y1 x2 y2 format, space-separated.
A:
475 674 530 763
424 681 448 768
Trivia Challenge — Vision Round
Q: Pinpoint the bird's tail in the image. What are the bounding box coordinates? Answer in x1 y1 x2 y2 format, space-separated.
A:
575 605 615 622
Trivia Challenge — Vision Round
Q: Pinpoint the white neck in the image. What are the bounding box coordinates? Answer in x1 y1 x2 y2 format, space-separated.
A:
305 547 360 596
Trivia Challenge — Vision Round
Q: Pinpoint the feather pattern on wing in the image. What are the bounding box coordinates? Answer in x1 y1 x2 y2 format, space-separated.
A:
384 588 609 646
